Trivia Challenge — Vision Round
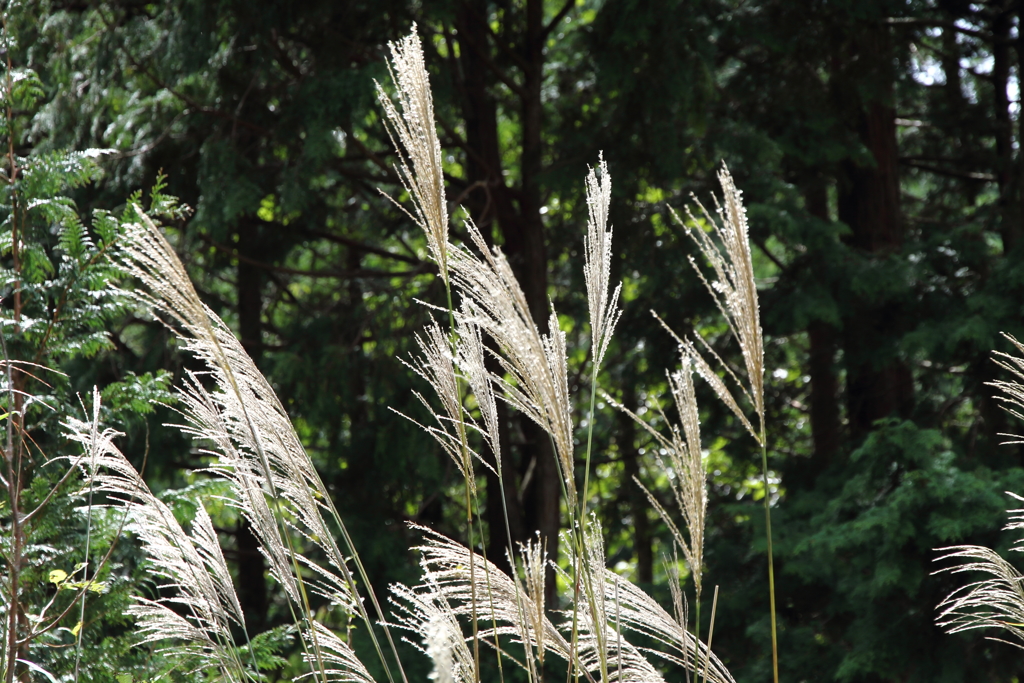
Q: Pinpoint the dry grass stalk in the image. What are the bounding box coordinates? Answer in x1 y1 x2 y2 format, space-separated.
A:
516 535 551 674
65 396 249 681
608 357 707 603
989 334 1024 441
668 165 764 443
448 218 576 507
456 312 503 468
396 318 497 494
934 338 1024 648
116 212 400 683
584 153 622 371
610 569 734 683
389 579 475 683
559 520 671 683
375 24 449 283
299 623 377 683
934 542 1024 648
404 525 570 683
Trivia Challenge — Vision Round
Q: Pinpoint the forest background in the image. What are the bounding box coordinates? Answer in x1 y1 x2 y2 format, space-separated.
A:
7 0 1024 681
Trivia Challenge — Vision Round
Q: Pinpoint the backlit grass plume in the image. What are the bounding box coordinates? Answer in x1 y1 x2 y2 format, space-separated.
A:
663 165 777 683
92 25 746 683
115 211 401 683
65 393 251 681
609 358 707 607
584 153 622 372
935 540 1024 647
397 318 495 494
375 23 449 283
934 336 1024 648
448 219 577 508
403 526 570 683
669 165 763 443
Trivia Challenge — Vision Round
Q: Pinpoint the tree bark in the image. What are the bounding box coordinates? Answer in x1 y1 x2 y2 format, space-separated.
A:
836 24 914 440
456 0 559 606
804 184 841 470
236 219 269 633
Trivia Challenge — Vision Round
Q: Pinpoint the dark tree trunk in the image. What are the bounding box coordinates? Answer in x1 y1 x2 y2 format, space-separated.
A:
804 184 841 471
236 219 269 633
456 0 559 607
836 25 914 440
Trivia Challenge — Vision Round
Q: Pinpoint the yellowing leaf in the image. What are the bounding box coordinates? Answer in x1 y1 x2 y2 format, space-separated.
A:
48 569 67 585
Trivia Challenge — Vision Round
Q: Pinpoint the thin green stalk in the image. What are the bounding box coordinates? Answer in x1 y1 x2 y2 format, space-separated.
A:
693 594 700 683
700 586 719 683
581 368 598 521
444 281 480 683
471 503 507 683
571 353 606 683
465 482 480 683
72 413 99 683
760 432 778 683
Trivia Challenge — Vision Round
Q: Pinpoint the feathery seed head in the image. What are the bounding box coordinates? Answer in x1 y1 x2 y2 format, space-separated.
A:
398 318 492 493
606 355 707 601
666 164 764 443
584 153 622 370
376 25 449 283
447 217 577 507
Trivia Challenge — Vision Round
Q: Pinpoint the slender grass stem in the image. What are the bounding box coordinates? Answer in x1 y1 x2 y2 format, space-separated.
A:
72 412 99 683
471 509 507 683
700 585 719 683
444 281 481 683
693 593 700 683
581 370 598 521
760 434 778 683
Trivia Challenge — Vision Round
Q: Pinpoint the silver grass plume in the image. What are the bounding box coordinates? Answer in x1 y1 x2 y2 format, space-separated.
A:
425 615 456 683
396 318 495 494
518 536 549 667
609 567 734 683
559 520 667 683
389 580 474 683
607 358 707 603
669 164 764 443
406 525 572 679
456 313 502 468
299 622 378 683
934 540 1024 647
174 372 303 607
375 24 449 283
934 337 1024 647
989 333 1024 440
448 218 576 507
64 395 249 681
584 153 622 371
115 212 391 682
